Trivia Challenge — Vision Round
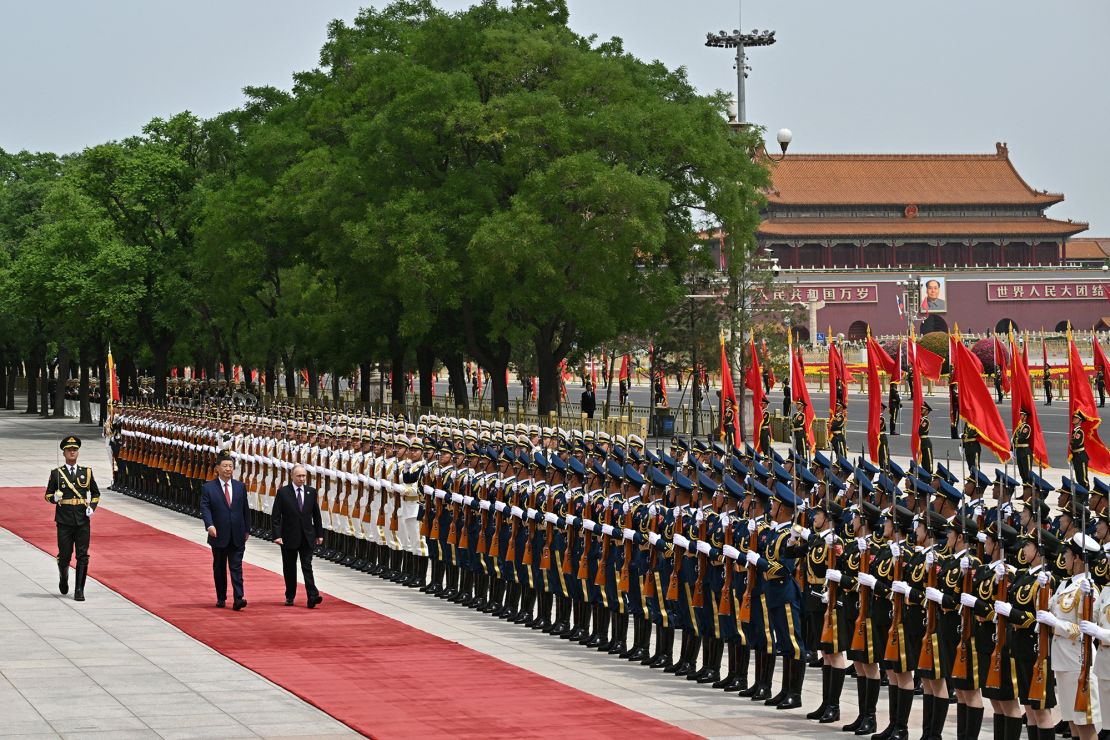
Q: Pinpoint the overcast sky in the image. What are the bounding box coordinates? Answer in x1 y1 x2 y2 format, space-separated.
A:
3 1 1107 232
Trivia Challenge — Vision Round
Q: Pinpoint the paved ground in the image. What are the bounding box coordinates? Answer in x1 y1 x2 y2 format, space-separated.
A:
0 407 1076 739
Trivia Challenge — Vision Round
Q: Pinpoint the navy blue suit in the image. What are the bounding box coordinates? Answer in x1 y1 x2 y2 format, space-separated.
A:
200 477 250 603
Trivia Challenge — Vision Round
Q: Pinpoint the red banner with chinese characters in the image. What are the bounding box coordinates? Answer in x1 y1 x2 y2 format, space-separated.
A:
986 281 1108 301
761 284 879 305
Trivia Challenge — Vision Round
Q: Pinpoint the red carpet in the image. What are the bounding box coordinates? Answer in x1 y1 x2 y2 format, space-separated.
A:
0 487 698 739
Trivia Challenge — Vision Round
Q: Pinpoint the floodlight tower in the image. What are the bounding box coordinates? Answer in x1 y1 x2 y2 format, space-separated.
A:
705 15 776 125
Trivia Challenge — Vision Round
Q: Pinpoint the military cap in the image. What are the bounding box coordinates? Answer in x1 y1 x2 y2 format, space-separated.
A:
1017 526 1060 554
606 458 628 480
567 457 587 478
731 458 749 478
1093 478 1110 497
967 469 991 490
628 434 645 451
826 473 847 492
772 464 792 485
1065 532 1102 559
934 463 958 484
751 461 770 479
936 479 963 503
711 457 725 474
672 437 690 452
549 454 566 472
798 466 819 488
884 504 915 531
947 514 978 537
855 500 882 527
743 443 757 458
711 441 726 457
598 431 613 445
813 451 832 470
611 446 626 464
856 457 880 477
624 464 645 487
693 439 709 453
985 520 1018 547
660 453 679 471
814 498 844 521
921 401 933 413
751 480 773 500
773 482 802 508
770 448 786 465
648 466 671 489
644 448 660 465
672 471 695 494
876 473 896 496
722 475 744 500
60 436 81 450
853 470 875 493
887 460 906 483
1057 477 1089 498
994 469 1019 489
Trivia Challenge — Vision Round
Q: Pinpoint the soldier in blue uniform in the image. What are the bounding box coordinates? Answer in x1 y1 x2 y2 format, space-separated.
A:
688 473 722 684
746 481 808 709
641 465 675 668
711 473 750 691
562 456 590 641
738 479 777 699
665 472 700 676
46 436 100 601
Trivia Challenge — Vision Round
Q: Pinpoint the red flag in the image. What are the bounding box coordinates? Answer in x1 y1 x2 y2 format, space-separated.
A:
865 335 887 462
719 335 742 444
745 337 766 452
590 356 597 387
1042 336 1049 374
477 367 483 394
107 346 121 404
618 354 630 382
915 344 945 381
1068 331 1110 475
892 339 903 384
828 339 844 419
953 333 1010 462
233 365 241 384
909 334 931 462
790 336 816 453
761 339 776 390
1011 332 1049 467
170 367 178 379
1093 337 1110 382
530 376 537 399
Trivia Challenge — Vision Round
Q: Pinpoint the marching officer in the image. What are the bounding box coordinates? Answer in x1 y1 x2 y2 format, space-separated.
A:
1043 367 1053 406
949 380 960 439
759 397 772 456
888 381 901 435
45 436 100 601
877 409 891 473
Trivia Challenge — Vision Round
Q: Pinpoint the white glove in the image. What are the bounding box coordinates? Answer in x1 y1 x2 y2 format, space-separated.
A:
825 568 842 583
583 519 597 532
85 506 94 518
423 485 433 496
976 532 987 543
797 500 807 512
746 550 760 567
890 542 901 558
463 496 474 507
544 512 559 525
1079 577 1093 594
719 513 731 528
992 561 1006 579
510 506 524 519
1037 571 1049 586
1035 610 1059 630
52 491 62 502
434 489 446 500
1079 620 1110 641
696 540 711 556
823 531 835 544
821 591 829 604
673 534 690 550
648 532 661 547
747 519 757 534
925 587 944 604
892 581 911 597
857 536 868 552
601 524 614 537
479 500 491 511
960 593 978 609
565 514 577 526
926 550 936 566
622 528 636 541
857 573 877 590
796 527 812 541
494 501 506 512
974 506 983 519
994 600 1012 618
722 545 741 560
450 493 463 504
960 556 971 572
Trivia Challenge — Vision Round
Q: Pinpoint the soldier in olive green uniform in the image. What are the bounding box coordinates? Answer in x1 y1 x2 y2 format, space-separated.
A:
45 436 101 601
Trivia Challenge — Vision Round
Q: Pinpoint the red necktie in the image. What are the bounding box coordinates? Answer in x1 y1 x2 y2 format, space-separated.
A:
224 481 232 507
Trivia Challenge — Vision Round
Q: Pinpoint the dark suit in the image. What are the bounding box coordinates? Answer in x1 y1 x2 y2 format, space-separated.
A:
200 477 250 603
581 390 596 418
271 484 324 602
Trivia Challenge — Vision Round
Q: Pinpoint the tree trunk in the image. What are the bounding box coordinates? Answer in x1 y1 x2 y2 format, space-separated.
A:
79 357 93 424
25 355 38 414
0 357 6 409
390 348 406 409
535 345 561 416
152 341 170 402
359 361 371 404
442 353 469 413
417 346 435 410
603 350 617 415
283 360 296 399
221 348 233 382
307 362 319 400
119 355 135 400
485 360 510 415
53 345 71 418
7 362 18 410
40 357 50 417
265 361 277 397
331 373 340 406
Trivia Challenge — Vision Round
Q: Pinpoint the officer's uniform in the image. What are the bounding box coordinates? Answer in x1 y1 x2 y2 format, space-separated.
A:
918 408 934 474
1071 414 1091 490
1013 417 1033 484
792 407 808 463
829 407 847 460
45 436 100 601
888 383 901 434
961 422 981 474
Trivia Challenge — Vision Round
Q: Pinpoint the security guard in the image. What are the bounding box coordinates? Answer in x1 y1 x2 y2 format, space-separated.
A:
45 436 100 601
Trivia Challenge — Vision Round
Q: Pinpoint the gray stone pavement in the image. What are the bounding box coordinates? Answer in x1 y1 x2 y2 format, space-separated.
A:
2 407 1075 739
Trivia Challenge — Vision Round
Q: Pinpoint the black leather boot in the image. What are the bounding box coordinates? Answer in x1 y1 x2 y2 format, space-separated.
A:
608 613 628 655
594 609 612 651
764 654 791 704
651 626 674 670
713 642 737 688
928 694 949 740
844 677 868 731
73 564 87 602
819 666 845 723
584 605 603 647
750 651 775 701
698 638 723 684
888 687 913 740
689 634 711 681
674 633 699 677
514 587 534 625
853 678 880 735
776 657 805 709
620 616 640 659
58 560 69 595
566 601 586 640
670 631 693 676
807 664 831 719
872 684 900 740
964 705 983 740
720 645 748 691
738 650 763 697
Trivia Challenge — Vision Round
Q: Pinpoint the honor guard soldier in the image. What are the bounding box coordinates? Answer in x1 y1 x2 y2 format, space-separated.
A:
1044 367 1053 405
792 399 809 463
1013 407 1034 484
949 380 960 439
1097 366 1106 408
46 436 100 601
759 397 772 456
962 422 981 475
994 370 1005 403
803 499 849 725
830 400 848 461
877 408 891 473
918 402 934 474
1071 410 1091 490
888 381 901 435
